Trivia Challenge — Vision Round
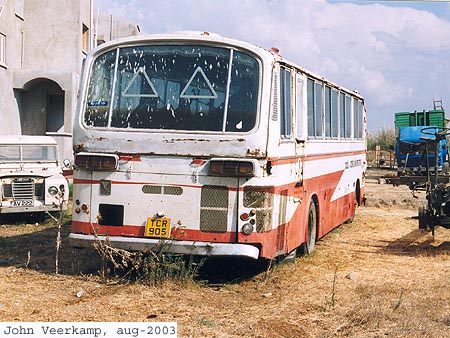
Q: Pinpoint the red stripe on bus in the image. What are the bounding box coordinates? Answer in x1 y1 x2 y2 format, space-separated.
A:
119 155 141 161
71 220 285 259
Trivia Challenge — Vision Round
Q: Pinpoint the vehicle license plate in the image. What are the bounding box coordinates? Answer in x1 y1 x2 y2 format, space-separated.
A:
145 218 171 238
11 200 33 207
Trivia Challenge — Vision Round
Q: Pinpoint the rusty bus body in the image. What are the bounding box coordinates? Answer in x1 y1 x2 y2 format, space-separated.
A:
69 32 366 260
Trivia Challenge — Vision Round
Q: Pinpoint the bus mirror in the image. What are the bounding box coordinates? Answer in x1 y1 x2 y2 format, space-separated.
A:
63 159 71 168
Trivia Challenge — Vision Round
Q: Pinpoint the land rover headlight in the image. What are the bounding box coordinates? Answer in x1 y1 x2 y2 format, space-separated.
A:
48 186 59 196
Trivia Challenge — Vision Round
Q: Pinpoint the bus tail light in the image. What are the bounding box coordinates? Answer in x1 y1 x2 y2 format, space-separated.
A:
75 153 118 171
209 160 255 177
240 209 256 221
241 223 254 235
240 209 256 235
240 212 250 221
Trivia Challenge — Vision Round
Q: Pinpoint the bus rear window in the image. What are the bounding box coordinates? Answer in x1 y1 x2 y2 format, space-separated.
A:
84 45 259 132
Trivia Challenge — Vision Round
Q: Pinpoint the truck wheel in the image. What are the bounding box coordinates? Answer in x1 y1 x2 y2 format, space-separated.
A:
443 162 450 175
418 206 427 230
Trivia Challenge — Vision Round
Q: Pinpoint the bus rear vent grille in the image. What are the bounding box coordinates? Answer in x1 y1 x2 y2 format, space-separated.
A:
142 185 183 195
244 187 274 232
200 185 228 233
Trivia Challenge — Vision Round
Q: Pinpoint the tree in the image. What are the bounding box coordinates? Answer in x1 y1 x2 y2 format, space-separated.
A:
367 127 396 151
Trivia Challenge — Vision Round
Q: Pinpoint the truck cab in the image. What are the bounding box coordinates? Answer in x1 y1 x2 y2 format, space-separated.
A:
0 136 69 215
396 126 448 175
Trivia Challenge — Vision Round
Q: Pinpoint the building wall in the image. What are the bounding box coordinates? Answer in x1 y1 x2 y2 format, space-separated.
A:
0 0 140 163
0 0 24 135
22 0 83 72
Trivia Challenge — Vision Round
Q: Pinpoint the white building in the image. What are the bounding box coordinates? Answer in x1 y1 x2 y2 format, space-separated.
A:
0 0 139 162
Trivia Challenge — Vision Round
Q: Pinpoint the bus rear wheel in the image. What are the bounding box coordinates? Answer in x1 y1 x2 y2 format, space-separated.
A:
305 199 318 255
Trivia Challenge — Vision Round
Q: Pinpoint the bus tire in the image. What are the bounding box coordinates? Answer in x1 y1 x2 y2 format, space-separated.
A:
345 182 360 224
345 197 357 224
305 199 318 255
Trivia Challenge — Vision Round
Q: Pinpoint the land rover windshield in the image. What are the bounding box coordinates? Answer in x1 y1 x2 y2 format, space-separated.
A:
0 145 57 162
84 44 260 132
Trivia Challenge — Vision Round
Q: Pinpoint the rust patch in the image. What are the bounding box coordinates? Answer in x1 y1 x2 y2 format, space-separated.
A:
74 143 86 152
164 138 249 143
247 148 262 156
164 139 210 143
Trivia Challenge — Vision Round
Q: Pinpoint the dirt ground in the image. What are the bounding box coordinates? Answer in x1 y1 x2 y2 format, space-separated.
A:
1 169 450 337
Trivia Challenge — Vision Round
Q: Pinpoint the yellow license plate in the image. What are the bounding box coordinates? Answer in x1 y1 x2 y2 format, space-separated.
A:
145 217 171 238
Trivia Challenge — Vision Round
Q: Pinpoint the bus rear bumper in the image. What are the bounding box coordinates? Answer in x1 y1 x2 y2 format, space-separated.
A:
68 233 260 260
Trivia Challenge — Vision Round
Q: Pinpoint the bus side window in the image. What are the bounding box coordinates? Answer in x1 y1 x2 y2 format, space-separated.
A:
295 74 304 141
280 67 292 138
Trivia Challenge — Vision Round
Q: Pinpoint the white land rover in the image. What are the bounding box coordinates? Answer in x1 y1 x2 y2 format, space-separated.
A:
0 136 69 215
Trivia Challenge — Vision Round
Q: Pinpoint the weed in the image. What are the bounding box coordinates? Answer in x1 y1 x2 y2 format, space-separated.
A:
393 289 404 312
93 238 204 285
325 263 340 310
200 317 216 327
45 184 67 274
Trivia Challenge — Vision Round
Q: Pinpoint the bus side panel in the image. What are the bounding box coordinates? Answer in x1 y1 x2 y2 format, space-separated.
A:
284 197 308 255
301 153 365 239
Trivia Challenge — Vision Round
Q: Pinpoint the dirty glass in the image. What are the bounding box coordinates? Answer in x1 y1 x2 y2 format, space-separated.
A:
84 44 259 132
0 145 57 161
0 146 20 161
85 50 117 127
22 146 57 161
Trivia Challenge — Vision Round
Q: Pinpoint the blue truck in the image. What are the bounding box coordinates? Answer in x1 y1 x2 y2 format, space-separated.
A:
392 105 450 234
395 109 448 175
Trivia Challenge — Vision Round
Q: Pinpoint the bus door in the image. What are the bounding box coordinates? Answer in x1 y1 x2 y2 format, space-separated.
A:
277 66 298 254
294 72 305 180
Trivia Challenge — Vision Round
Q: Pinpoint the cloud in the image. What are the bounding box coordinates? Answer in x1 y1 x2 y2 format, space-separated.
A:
93 0 450 130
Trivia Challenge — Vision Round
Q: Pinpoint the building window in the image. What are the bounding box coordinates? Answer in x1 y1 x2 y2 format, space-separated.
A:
82 24 89 52
0 33 6 66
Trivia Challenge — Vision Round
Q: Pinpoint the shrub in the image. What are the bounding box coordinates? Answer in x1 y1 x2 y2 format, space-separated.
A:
367 127 396 151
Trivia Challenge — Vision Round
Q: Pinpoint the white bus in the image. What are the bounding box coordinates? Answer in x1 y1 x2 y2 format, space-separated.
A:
69 32 366 260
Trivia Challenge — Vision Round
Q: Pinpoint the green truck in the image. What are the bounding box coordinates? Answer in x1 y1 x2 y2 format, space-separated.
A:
395 109 446 129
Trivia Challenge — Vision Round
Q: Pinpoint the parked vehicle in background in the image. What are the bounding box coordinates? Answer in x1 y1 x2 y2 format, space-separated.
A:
0 136 69 216
69 32 366 260
396 126 448 175
395 106 448 175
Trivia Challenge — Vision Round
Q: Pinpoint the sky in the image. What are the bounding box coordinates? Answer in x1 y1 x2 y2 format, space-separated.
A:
93 0 450 132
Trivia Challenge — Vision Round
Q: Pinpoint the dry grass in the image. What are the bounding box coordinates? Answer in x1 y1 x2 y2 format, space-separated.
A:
1 169 450 337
